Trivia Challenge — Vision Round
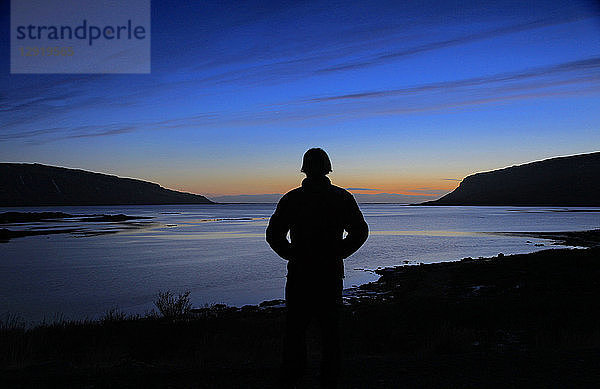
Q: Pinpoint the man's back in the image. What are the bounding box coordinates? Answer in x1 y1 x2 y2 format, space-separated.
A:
266 175 368 279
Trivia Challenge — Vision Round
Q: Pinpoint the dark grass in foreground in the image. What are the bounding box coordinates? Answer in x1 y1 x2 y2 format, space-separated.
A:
2 234 600 387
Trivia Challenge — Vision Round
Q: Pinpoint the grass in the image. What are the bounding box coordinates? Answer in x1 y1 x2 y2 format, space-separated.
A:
153 290 193 319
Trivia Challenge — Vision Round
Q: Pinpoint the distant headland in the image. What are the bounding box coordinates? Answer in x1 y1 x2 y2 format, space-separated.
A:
423 151 600 206
0 163 214 206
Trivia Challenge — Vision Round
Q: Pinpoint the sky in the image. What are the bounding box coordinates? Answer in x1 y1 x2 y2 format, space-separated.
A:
1 0 600 202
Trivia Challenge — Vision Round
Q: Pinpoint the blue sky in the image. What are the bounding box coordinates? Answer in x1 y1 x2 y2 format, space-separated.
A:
1 0 599 201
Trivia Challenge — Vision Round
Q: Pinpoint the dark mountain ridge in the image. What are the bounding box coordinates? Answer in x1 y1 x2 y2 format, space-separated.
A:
0 163 214 206
423 152 600 206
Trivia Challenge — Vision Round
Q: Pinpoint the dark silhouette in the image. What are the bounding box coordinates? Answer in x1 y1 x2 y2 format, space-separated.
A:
266 148 368 388
422 151 600 206
0 163 214 206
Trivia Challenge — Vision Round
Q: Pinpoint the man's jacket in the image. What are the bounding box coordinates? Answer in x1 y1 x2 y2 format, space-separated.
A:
266 175 368 279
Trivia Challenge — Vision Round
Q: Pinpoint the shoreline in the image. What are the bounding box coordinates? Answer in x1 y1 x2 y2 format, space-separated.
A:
2 220 598 322
493 229 600 248
0 211 155 242
342 228 599 305
2 229 600 387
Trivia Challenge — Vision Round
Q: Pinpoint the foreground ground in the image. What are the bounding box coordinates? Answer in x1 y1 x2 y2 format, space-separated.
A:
1 230 600 388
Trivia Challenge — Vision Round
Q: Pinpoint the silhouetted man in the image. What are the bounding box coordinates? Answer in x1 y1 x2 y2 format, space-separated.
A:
266 148 368 388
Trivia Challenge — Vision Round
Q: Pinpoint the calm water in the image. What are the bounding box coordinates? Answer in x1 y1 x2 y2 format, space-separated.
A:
1 204 599 324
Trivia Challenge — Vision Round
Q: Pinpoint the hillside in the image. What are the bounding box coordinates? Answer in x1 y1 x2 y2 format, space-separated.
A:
0 163 214 206
423 152 600 206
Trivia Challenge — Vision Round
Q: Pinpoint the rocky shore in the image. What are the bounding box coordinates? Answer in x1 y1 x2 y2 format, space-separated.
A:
1 229 599 388
0 211 153 242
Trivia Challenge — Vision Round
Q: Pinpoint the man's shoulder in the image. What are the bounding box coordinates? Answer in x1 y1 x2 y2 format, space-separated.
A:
278 183 355 203
330 184 355 200
279 187 303 203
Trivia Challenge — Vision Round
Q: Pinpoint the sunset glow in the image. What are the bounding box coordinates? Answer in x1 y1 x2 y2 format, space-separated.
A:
2 0 599 202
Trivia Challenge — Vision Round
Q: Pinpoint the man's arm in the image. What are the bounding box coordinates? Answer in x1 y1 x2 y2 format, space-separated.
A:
266 196 294 260
339 193 368 259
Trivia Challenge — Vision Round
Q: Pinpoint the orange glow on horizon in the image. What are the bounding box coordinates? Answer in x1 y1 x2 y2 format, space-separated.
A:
164 174 460 197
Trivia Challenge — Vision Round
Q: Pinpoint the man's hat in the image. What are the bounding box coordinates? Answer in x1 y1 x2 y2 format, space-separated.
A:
301 148 332 176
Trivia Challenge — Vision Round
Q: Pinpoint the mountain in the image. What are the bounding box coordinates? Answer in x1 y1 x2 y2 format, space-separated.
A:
422 152 600 206
0 163 214 206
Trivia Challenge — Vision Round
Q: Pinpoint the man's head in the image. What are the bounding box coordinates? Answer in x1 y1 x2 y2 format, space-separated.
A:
301 148 332 177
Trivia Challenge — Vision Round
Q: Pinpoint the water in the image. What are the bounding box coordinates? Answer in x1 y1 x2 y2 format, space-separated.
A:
1 204 599 324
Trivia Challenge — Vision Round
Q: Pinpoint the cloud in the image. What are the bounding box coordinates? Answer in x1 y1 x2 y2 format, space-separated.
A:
0 93 75 113
164 66 600 128
208 192 441 204
5 66 598 144
443 178 462 181
209 194 283 203
308 57 600 103
3 17 599 145
1 124 138 143
58 126 137 140
179 4 594 89
352 192 439 204
405 189 451 195
376 85 600 116
346 187 380 191
315 13 592 74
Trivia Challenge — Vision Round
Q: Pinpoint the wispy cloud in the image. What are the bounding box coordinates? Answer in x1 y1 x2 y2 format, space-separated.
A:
5 68 598 144
406 189 450 195
307 57 600 103
2 4 598 145
1 124 138 143
346 187 380 191
377 85 600 116
315 14 591 74
184 11 594 85
208 193 283 203
352 192 440 204
57 126 137 140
